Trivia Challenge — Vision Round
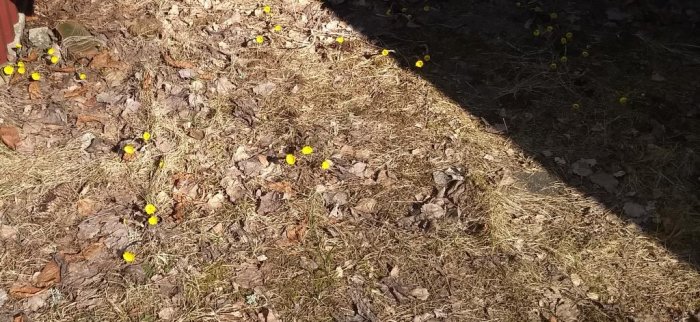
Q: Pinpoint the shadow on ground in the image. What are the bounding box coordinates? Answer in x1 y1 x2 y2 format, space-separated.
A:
325 0 700 265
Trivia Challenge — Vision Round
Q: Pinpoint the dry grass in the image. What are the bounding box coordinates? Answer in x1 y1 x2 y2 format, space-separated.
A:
1 0 700 321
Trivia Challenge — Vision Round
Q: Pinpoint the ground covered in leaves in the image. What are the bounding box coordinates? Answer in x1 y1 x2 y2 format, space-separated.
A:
1 0 700 321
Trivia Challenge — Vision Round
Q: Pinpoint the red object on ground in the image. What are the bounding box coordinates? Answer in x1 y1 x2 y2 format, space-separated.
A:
0 0 20 65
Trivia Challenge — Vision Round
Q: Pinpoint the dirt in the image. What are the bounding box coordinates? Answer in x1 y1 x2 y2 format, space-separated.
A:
0 0 699 321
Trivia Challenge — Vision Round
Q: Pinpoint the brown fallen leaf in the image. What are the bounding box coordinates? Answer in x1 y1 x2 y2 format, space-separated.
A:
90 51 126 69
13 313 26 322
64 85 88 98
76 114 104 126
77 198 96 216
28 82 42 99
0 126 21 150
162 52 194 69
266 181 294 195
50 66 77 73
35 259 61 288
24 49 39 62
9 284 44 299
277 219 308 246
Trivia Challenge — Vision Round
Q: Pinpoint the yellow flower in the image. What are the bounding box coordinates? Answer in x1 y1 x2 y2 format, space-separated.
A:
581 50 589 57
381 49 390 56
301 145 313 155
3 65 14 75
144 203 157 215
566 32 573 40
122 251 136 263
255 35 264 44
17 67 26 74
550 12 558 19
385 8 392 16
546 25 553 32
31 72 41 81
285 154 296 165
423 5 430 12
619 96 628 105
142 131 151 141
560 37 567 45
572 103 580 109
560 56 568 63
415 60 424 68
401 7 407 13
123 144 136 154
336 36 344 44
79 73 87 80
321 159 332 170
14 43 21 49
47 48 55 55
549 62 557 70
148 215 159 226
50 55 59 64
533 29 540 37
16 61 24 68
158 158 165 168
273 25 282 32
263 5 271 13
423 54 431 62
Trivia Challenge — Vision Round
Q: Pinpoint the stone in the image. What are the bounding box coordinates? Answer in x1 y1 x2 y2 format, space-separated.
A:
28 27 53 49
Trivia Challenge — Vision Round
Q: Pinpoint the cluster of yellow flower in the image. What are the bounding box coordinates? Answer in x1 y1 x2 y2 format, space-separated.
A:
285 145 333 170
2 47 87 82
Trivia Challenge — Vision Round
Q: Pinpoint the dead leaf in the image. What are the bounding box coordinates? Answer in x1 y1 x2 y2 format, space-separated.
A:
257 192 282 215
77 199 96 216
1 225 18 240
252 82 277 97
28 82 42 99
277 219 308 246
267 181 294 196
420 203 445 219
9 284 43 299
56 21 101 58
64 85 88 98
76 114 104 126
35 259 62 288
235 262 263 288
128 17 162 37
162 52 194 69
207 193 225 209
50 66 77 73
173 174 199 203
410 287 430 300
352 198 378 215
24 49 39 62
0 126 21 150
89 51 125 69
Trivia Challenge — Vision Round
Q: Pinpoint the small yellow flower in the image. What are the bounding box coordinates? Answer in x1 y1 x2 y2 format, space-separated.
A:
122 251 136 263
123 144 136 154
565 32 573 40
3 65 14 75
385 8 392 15
336 36 344 44
142 131 151 141
273 25 282 32
549 62 557 70
423 5 430 12
263 5 271 13
619 96 628 105
415 60 424 68
546 25 553 32
301 145 314 155
560 37 567 45
47 48 55 55
581 50 589 57
381 49 390 56
31 72 41 81
17 67 26 75
14 43 21 49
255 35 264 44
148 215 159 226
550 12 558 19
533 29 541 37
79 73 87 80
560 56 568 63
321 159 332 170
16 61 24 68
144 203 157 215
423 54 431 62
50 55 59 64
285 154 296 165
572 103 580 109
401 7 408 13
158 158 165 168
